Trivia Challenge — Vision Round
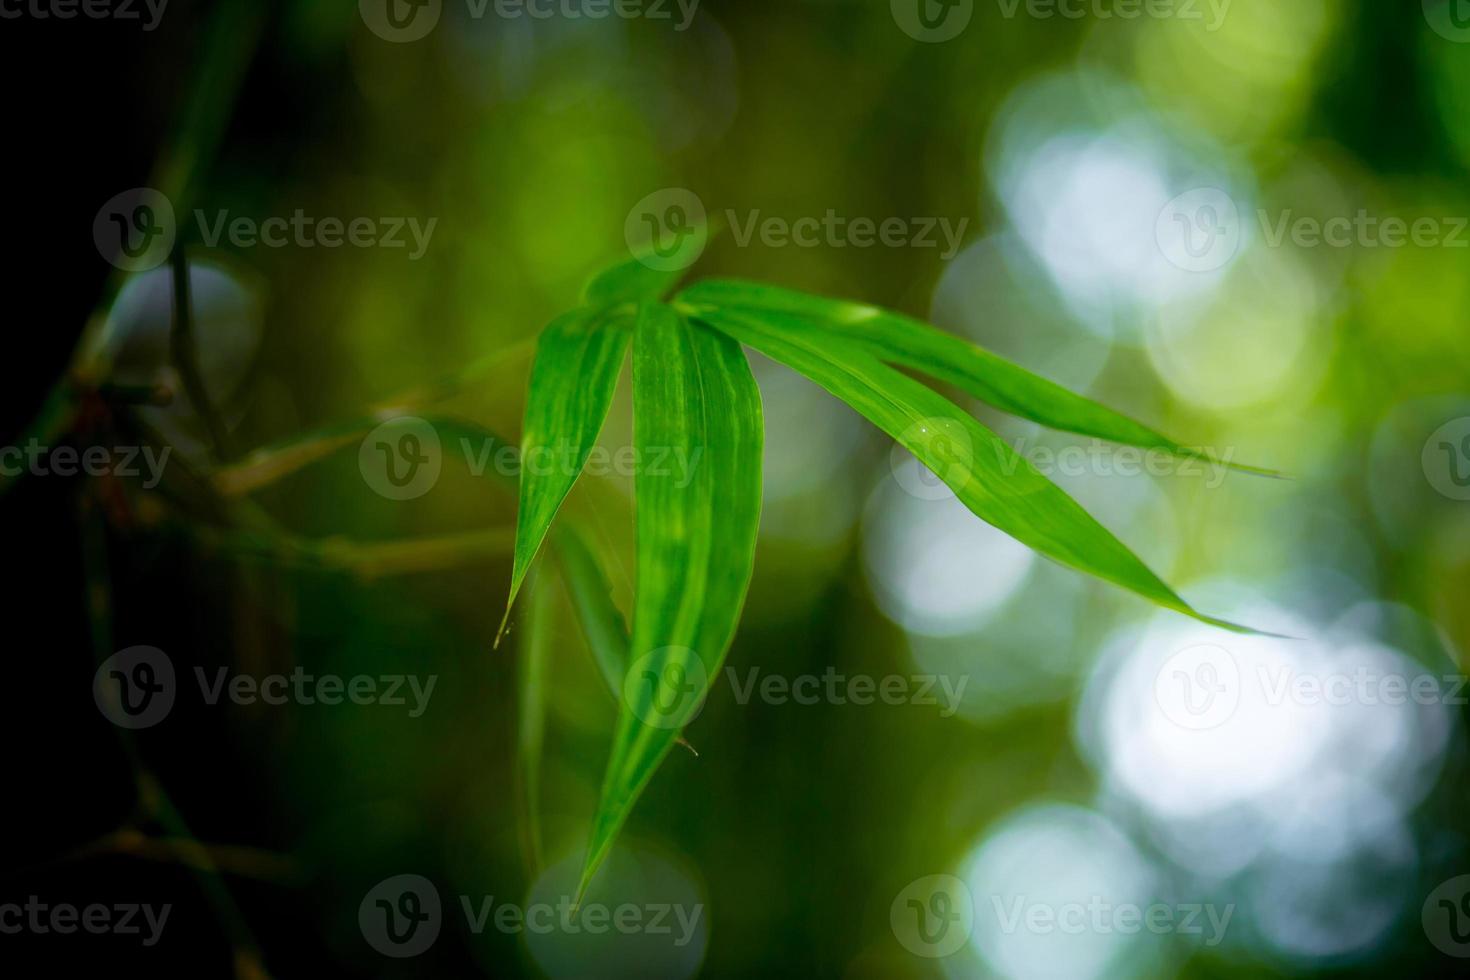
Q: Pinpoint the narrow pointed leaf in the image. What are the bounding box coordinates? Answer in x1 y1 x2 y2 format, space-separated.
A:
554 524 700 756
578 303 763 897
500 310 631 642
516 567 553 874
553 525 631 699
699 306 1254 633
582 217 720 307
583 255 696 308
680 279 1280 478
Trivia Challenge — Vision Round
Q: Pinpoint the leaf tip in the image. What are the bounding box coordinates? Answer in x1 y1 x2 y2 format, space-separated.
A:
494 600 514 649
571 870 594 911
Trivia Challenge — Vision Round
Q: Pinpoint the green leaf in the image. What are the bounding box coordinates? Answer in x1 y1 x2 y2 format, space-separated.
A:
516 566 554 874
553 524 631 699
499 309 631 644
577 302 763 898
679 279 1281 479
582 217 721 307
554 524 701 760
583 256 696 309
698 305 1254 634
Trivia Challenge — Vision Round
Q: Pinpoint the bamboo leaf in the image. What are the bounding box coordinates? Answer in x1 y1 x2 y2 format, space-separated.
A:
516 567 554 875
582 217 720 307
553 524 631 699
498 310 631 644
554 524 700 758
583 256 695 308
680 279 1280 478
698 305 1255 634
577 303 762 898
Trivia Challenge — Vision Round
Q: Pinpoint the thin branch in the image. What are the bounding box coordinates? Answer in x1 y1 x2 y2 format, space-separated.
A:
171 245 232 461
213 413 521 498
204 526 517 579
61 828 301 884
76 495 266 967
